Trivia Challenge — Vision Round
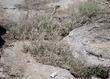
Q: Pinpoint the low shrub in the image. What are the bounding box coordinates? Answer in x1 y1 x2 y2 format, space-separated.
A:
79 1 101 18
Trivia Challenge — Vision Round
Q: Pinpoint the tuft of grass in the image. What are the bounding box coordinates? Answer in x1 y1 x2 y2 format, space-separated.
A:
79 1 101 18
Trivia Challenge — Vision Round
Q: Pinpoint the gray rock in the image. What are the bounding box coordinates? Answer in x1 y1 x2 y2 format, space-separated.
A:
1 41 76 79
63 23 110 67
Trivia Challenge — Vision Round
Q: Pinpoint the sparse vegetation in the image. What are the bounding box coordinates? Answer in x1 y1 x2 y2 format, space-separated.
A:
23 41 71 66
5 1 110 78
79 1 110 23
79 1 100 18
23 40 85 77
23 40 110 78
8 12 110 79
9 16 73 41
8 15 86 77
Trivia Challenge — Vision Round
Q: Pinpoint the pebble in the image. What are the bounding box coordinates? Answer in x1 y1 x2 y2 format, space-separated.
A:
50 71 58 78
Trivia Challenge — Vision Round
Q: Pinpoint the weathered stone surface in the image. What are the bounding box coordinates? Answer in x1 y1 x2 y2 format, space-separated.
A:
1 41 76 79
63 23 110 67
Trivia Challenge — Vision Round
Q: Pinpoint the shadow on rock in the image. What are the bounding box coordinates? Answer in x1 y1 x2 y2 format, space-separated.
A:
0 26 6 48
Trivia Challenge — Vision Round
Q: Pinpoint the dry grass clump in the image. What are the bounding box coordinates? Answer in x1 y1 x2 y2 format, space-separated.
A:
23 41 71 66
23 40 85 77
9 16 72 41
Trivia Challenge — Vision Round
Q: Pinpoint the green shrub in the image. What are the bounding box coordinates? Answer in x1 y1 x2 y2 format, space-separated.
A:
79 1 101 18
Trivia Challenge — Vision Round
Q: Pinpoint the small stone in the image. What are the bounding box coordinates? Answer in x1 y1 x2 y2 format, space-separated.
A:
50 71 58 78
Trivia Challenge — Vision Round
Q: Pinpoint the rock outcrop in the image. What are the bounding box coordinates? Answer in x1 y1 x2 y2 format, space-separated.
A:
63 23 110 67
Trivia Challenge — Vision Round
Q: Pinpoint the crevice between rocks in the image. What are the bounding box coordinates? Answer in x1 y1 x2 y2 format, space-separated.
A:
86 50 110 60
